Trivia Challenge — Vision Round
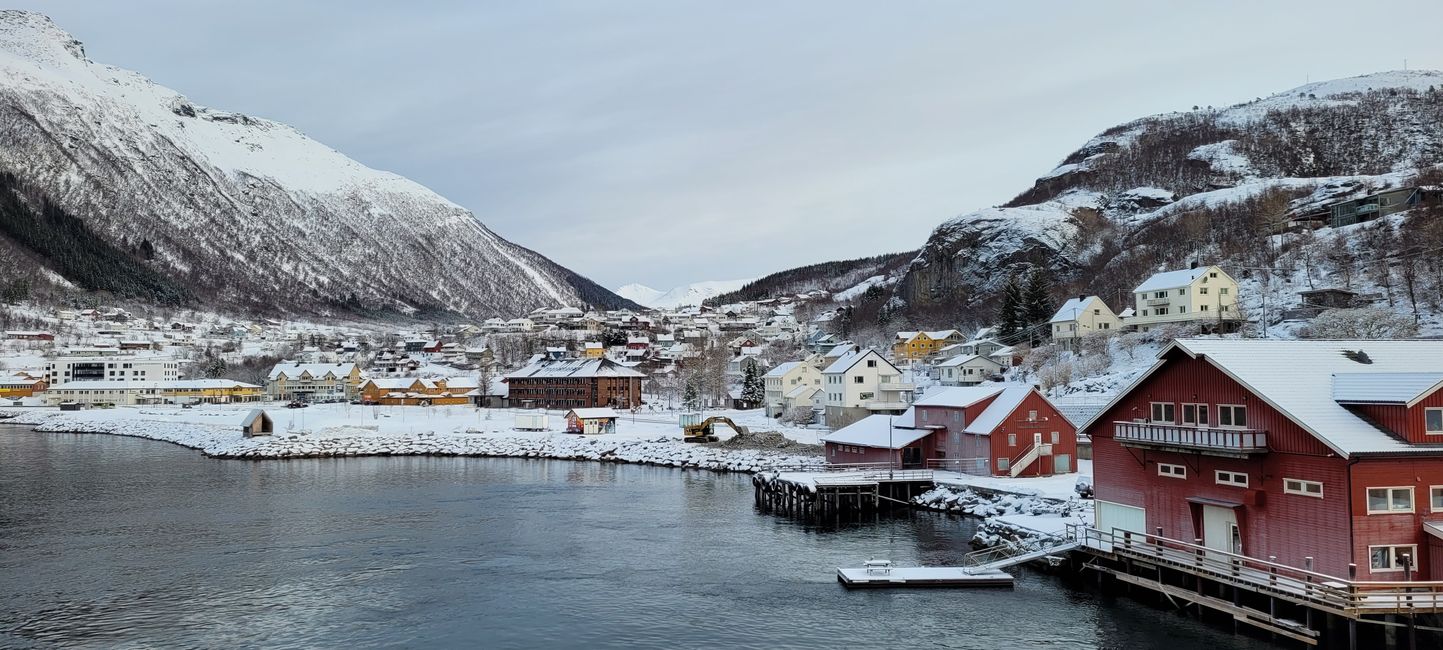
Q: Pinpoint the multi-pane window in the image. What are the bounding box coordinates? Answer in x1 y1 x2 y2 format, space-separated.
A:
1181 403 1208 426
1150 402 1175 422
1369 545 1417 572
1367 487 1414 514
1215 470 1248 487
1284 479 1323 498
1426 408 1443 434
1157 463 1186 478
1432 486 1443 512
1218 405 1247 428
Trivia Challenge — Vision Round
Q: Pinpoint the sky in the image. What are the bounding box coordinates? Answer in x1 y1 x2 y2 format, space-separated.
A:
23 1 1443 291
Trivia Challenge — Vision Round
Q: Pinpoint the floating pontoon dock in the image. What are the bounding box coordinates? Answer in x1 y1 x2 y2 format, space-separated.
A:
837 564 1014 588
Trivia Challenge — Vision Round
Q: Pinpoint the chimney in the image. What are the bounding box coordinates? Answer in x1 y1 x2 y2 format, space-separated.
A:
1078 294 1086 301
1189 260 1199 270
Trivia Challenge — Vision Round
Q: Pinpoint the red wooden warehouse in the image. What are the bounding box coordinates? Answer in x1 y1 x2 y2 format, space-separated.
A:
823 383 1077 476
1084 339 1443 581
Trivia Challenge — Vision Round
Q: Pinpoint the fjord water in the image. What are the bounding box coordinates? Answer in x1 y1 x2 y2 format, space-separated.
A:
0 429 1271 649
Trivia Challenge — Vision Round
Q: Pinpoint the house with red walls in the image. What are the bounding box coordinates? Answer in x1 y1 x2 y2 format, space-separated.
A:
1082 339 1443 581
822 383 1077 476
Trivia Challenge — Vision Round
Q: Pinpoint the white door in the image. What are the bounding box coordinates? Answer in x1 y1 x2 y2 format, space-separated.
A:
1202 505 1240 555
1094 501 1146 551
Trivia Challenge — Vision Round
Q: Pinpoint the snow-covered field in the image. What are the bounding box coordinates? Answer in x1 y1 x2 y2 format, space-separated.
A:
0 403 823 473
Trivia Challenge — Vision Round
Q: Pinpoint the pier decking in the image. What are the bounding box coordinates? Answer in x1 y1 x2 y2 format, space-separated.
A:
837 565 1014 588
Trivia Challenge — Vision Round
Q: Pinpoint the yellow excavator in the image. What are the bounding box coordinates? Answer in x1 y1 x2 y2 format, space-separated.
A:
683 416 748 443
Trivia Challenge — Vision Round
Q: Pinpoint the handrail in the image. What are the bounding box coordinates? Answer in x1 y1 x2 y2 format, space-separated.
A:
1066 524 1443 613
1113 421 1268 452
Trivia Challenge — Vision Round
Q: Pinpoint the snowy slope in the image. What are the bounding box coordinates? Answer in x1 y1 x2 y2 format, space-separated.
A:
617 279 753 309
0 11 633 317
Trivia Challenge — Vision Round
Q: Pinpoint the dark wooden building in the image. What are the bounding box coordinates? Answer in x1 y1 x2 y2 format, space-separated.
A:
504 357 645 410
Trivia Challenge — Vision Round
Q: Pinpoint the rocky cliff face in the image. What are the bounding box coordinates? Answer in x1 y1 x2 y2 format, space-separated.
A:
891 70 1443 319
0 11 636 318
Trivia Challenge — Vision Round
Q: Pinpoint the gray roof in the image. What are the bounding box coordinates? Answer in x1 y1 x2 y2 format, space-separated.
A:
1332 372 1443 406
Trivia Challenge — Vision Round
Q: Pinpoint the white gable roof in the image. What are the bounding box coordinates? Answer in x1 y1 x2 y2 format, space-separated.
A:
1135 268 1207 292
569 407 619 419
822 412 931 449
962 385 1036 435
1083 339 1443 457
764 361 804 378
913 385 1005 408
1331 372 1443 406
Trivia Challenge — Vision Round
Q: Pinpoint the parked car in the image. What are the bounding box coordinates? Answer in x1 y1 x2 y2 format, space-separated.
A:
286 401 309 409
1074 475 1094 499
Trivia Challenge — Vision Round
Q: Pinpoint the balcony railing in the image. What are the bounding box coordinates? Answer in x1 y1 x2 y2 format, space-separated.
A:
1144 298 1172 306
1114 421 1267 454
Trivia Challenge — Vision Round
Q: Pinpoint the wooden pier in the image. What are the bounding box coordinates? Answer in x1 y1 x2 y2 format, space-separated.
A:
1068 525 1443 648
753 465 935 518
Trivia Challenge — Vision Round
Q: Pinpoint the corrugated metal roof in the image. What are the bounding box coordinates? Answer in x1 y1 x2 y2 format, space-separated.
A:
822 412 930 449
1134 268 1205 292
963 386 1036 435
1331 372 1443 405
913 385 1005 408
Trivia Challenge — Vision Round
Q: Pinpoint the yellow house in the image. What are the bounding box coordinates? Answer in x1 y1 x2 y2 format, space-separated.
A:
0 376 47 398
42 379 263 406
892 330 966 361
266 362 364 402
583 342 605 358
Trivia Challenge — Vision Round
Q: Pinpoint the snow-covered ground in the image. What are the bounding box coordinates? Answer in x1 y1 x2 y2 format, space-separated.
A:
0 403 823 472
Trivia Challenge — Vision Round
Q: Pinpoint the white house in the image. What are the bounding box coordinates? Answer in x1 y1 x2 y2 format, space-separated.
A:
762 361 823 417
937 354 1004 387
1127 265 1242 332
821 348 912 429
1049 295 1122 344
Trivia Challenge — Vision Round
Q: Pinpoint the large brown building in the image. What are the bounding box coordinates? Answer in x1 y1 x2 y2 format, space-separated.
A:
504 358 645 409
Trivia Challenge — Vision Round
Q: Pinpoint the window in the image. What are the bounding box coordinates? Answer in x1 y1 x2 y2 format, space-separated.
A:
1155 307 1169 315
921 410 928 422
1218 405 1247 428
866 359 877 368
1369 545 1417 572
1219 288 1229 295
1181 403 1208 426
1200 304 1210 311
853 376 864 384
1427 408 1443 434
1199 287 1208 295
1284 479 1324 498
1050 431 1059 444
1027 410 1038 421
1154 291 1166 299
1158 463 1186 478
1432 486 1443 512
1367 487 1414 514
1008 433 1017 447
997 457 1010 472
1215 470 1248 487
1177 289 1185 296
1150 402 1175 423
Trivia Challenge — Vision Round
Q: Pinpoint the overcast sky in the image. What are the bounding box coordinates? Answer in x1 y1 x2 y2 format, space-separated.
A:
26 1 1443 291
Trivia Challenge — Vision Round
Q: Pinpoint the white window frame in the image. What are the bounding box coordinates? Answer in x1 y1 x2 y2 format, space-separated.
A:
1215 470 1248 488
1157 463 1186 479
1217 404 1248 429
1432 485 1443 513
1284 478 1324 498
1366 486 1415 514
1150 402 1175 423
1181 403 1209 426
1426 407 1443 435
1368 544 1418 573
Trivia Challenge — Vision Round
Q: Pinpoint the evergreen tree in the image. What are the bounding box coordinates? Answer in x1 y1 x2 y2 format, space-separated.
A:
682 378 700 411
997 274 1023 340
1022 267 1053 340
740 362 764 407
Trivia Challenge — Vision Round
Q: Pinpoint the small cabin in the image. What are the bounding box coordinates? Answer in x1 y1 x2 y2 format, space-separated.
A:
241 409 273 437
565 407 620 435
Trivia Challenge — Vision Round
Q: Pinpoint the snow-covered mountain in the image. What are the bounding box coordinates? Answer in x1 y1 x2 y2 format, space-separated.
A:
888 70 1443 320
616 279 753 309
0 11 636 318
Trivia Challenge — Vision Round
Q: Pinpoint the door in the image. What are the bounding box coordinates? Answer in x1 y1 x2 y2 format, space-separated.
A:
1095 501 1146 551
1202 505 1240 555
901 446 923 469
1052 453 1071 474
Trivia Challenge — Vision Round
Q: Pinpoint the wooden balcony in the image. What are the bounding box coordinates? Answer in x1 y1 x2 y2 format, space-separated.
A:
1114 421 1267 457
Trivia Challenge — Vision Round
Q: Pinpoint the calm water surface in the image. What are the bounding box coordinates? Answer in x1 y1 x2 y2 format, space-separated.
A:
0 428 1275 649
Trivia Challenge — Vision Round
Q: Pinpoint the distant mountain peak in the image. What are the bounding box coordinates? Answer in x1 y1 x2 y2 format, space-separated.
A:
616 279 753 309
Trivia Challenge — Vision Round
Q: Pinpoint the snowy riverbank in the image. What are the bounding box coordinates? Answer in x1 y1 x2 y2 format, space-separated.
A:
1 405 823 473
912 483 1093 548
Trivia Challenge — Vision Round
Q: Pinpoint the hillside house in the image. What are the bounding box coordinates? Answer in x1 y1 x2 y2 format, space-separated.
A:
504 357 645 409
1328 186 1441 228
823 384 1076 476
892 330 966 362
266 362 363 402
582 342 605 358
937 354 1004 387
1050 296 1121 345
1084 339 1443 580
821 348 912 429
359 378 470 406
4 330 54 341
763 361 823 417
1126 265 1241 333
0 376 46 399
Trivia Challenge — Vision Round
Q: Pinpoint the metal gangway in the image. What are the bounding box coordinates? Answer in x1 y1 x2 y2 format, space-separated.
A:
961 534 1080 575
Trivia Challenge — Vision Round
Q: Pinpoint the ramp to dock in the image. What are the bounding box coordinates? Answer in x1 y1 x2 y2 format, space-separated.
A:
962 539 1080 575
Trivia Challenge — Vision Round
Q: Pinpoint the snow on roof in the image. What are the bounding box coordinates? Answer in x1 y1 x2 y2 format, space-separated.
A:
937 354 985 368
822 412 931 449
913 385 1006 408
1331 372 1443 406
1050 296 1100 323
962 385 1036 435
1086 339 1443 457
1134 268 1207 292
764 361 803 378
784 384 821 399
506 358 646 380
268 362 357 381
822 349 893 375
49 379 259 390
568 407 619 419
